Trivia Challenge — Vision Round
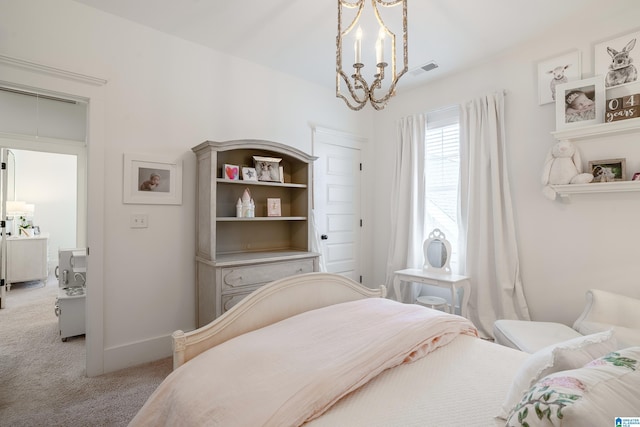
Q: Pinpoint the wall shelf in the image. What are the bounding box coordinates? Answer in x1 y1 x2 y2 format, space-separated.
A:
552 118 640 142
549 118 640 201
217 178 307 188
552 181 640 202
216 216 307 222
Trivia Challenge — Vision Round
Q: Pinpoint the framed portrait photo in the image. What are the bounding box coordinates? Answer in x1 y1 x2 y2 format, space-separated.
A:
123 153 183 205
537 50 582 105
242 166 258 181
253 155 282 182
594 29 640 89
588 158 626 182
555 76 605 131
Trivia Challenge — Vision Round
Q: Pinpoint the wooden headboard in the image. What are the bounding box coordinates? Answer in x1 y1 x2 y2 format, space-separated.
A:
172 272 386 369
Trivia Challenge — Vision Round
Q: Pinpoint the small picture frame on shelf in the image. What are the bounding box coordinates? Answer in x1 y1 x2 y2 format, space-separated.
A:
588 158 626 182
555 76 605 131
242 167 258 181
267 198 281 217
223 164 240 180
253 156 282 182
632 172 640 181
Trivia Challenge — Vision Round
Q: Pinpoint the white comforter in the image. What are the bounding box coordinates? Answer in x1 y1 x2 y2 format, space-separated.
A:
129 298 477 427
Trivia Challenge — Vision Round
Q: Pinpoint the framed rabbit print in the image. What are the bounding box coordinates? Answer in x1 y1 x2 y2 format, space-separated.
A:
594 29 640 89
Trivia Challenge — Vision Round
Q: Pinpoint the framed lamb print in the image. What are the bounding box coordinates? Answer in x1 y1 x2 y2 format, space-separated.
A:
537 50 582 105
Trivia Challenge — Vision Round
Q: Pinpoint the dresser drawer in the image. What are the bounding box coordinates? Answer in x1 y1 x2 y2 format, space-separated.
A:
221 259 315 293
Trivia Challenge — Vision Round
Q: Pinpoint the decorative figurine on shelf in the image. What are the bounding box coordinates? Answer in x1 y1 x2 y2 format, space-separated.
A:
541 140 593 200
239 188 255 218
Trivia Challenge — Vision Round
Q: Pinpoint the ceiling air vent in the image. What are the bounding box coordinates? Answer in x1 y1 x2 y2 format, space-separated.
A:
410 61 439 76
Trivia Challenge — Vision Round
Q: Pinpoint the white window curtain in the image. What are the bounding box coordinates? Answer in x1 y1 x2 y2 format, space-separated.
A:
459 91 530 338
385 114 426 302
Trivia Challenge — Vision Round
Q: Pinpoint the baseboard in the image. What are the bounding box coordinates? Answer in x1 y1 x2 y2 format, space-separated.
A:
103 333 172 374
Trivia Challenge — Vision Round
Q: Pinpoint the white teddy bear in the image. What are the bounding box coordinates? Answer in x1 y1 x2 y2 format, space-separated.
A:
541 140 593 200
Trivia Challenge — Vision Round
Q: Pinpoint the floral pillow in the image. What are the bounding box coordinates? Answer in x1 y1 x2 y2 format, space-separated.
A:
506 347 640 427
498 330 616 419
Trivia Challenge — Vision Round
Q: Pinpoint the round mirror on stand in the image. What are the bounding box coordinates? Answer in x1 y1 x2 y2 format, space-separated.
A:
423 228 452 273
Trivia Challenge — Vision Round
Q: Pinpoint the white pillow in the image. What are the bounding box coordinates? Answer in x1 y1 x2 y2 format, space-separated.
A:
497 329 616 419
506 347 640 426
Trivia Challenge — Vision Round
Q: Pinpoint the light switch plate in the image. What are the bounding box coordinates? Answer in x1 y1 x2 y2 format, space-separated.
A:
130 213 148 228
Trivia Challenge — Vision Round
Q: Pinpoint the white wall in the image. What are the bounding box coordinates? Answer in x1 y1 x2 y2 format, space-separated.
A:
0 0 372 373
370 1 640 325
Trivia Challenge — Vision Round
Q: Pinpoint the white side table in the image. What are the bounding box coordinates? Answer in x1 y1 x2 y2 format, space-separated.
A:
393 268 471 318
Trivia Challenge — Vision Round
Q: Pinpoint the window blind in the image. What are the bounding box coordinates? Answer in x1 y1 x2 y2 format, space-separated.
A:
425 106 460 228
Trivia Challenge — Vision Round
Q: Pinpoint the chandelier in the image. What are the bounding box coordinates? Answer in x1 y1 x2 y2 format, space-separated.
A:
336 0 408 111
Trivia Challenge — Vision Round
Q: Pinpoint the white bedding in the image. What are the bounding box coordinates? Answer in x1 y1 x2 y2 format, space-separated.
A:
130 298 480 427
309 334 528 426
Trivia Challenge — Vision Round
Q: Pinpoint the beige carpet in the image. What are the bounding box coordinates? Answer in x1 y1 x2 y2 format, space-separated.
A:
0 278 172 426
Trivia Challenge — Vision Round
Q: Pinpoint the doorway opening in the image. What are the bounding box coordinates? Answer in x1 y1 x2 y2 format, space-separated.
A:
0 84 88 369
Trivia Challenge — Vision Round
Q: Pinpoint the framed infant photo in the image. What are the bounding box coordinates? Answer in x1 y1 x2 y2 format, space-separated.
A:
123 153 183 205
594 29 640 89
537 50 581 105
555 76 604 131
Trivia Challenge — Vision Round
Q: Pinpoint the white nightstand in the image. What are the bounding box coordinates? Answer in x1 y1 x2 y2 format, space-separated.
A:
393 268 471 318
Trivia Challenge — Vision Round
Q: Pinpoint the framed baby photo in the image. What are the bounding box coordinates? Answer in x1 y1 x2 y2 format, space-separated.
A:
253 155 282 182
241 166 258 181
555 76 604 131
588 158 626 182
537 50 581 105
223 164 240 180
594 29 640 89
123 153 183 205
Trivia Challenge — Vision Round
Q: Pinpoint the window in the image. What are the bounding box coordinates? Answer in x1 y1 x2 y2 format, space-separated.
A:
424 107 460 270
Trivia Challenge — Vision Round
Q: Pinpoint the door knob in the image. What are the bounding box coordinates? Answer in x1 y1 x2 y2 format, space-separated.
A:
321 234 328 240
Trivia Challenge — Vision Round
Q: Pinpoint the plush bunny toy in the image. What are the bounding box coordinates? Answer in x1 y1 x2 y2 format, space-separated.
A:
541 140 593 200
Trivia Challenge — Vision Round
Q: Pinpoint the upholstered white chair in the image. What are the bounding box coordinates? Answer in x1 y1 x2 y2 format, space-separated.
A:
493 289 640 353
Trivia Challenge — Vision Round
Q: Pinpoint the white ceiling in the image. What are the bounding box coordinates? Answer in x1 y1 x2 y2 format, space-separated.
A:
71 0 603 93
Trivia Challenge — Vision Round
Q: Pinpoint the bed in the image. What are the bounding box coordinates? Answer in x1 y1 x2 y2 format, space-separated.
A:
130 273 640 427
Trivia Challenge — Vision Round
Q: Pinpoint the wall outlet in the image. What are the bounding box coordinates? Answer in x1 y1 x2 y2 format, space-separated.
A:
130 213 148 228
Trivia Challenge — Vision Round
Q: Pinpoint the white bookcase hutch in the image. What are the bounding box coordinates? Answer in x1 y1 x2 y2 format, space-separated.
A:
192 140 319 326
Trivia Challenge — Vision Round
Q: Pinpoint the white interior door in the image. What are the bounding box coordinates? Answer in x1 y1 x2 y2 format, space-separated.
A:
313 128 363 282
0 148 7 308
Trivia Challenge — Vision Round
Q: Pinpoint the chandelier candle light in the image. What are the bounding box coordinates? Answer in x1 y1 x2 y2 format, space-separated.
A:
337 0 408 111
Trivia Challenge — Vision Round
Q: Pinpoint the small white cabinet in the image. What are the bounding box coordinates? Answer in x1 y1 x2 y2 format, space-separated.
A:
6 233 49 288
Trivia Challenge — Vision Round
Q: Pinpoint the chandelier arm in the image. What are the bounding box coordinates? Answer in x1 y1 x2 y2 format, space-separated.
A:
337 70 369 110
